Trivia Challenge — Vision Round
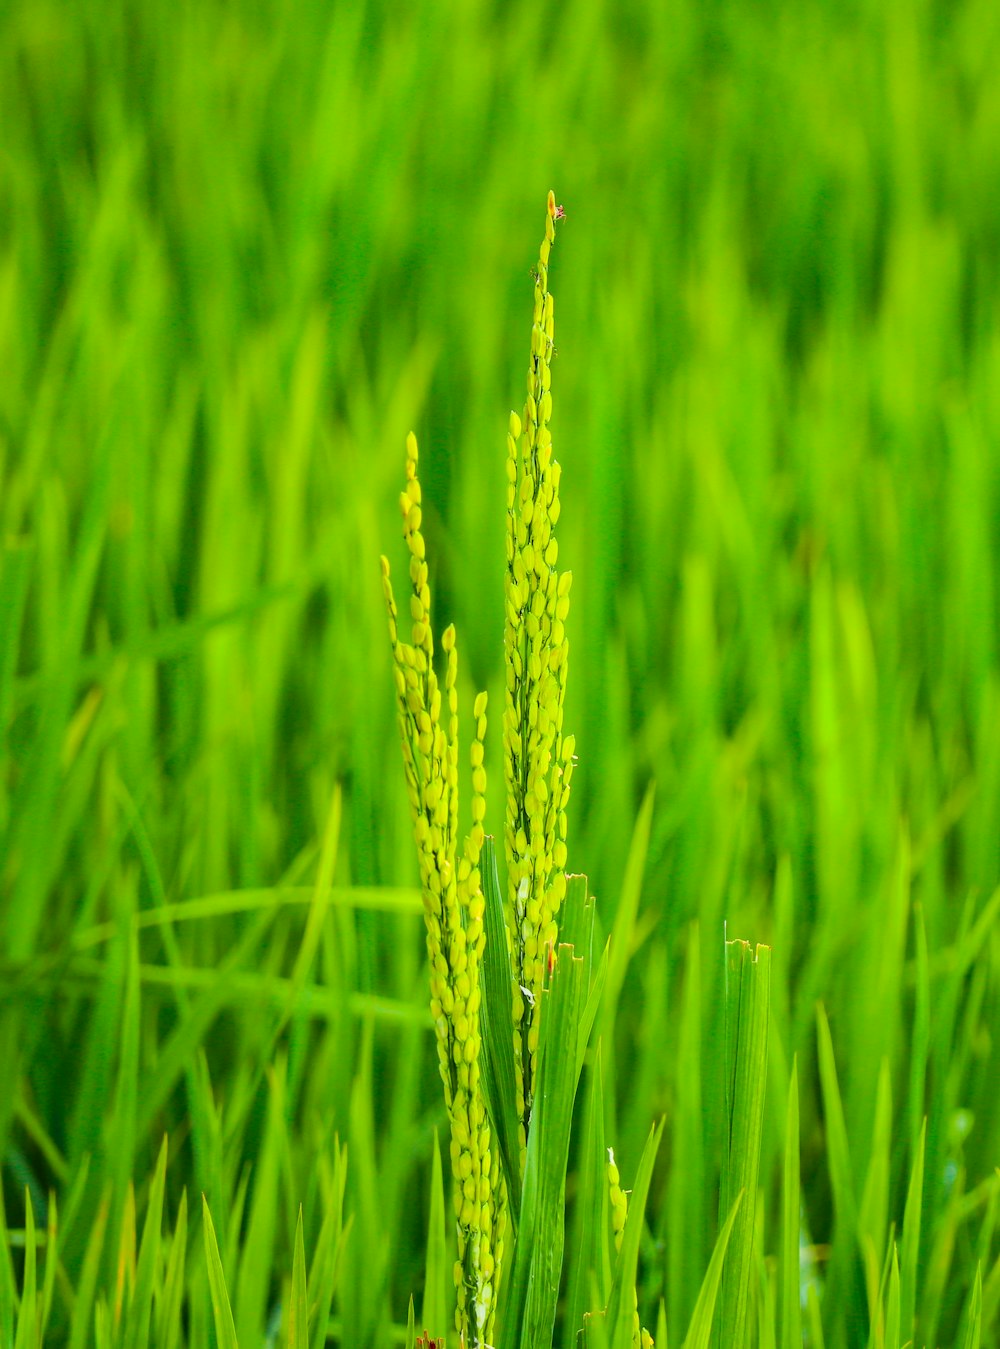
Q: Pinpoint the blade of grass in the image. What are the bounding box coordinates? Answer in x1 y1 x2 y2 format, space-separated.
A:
664 922 705 1345
0 1187 15 1347
288 1206 309 1349
757 1240 777 1349
68 1186 110 1349
563 1044 611 1349
858 1059 892 1270
816 1000 864 1328
805 1284 825 1349
963 1264 982 1349
308 1142 350 1349
235 1059 287 1345
899 1120 925 1348
885 1246 900 1349
114 1183 137 1332
38 1190 57 1342
13 1191 36 1349
577 939 609 1082
682 1192 743 1349
717 940 771 1349
108 908 141 1268
123 1136 167 1349
202 1196 239 1349
157 1189 188 1349
781 1057 801 1349
908 905 930 1154
603 785 656 1029
816 1003 857 1234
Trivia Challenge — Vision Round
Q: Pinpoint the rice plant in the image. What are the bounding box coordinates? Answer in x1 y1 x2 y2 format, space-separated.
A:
380 192 773 1349
2 1 999 1345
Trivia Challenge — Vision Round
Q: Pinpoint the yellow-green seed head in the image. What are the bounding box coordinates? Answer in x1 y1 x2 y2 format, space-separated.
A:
500 194 576 1142
382 432 503 1347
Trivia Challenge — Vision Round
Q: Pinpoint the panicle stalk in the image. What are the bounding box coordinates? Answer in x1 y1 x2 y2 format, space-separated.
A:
502 190 576 1157
380 433 500 1346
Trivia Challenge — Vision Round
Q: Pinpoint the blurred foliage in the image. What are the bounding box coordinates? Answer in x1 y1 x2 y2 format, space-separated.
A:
2 0 1000 1343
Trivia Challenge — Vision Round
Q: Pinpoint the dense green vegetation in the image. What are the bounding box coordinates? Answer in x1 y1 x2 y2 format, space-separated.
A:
2 0 999 1344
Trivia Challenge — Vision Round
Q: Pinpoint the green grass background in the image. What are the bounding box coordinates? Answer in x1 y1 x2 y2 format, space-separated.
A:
2 0 1000 1344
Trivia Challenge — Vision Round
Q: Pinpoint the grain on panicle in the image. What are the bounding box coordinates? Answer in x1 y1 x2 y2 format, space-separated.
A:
381 192 572 1345
502 190 575 1159
607 1147 654 1349
607 1146 628 1254
380 433 500 1346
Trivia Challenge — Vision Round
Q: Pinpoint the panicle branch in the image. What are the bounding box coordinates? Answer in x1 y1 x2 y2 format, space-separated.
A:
502 191 576 1156
380 433 501 1346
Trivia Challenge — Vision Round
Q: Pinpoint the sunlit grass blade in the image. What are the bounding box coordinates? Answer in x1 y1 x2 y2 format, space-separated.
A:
123 1135 167 1349
908 905 930 1154
757 1240 777 1349
37 1190 57 1343
781 1057 801 1349
118 1138 164 1349
885 1245 900 1349
899 1120 925 1348
69 1187 110 1349
235 1059 286 1344
963 1264 982 1349
682 1192 743 1349
602 785 655 1032
0 1187 15 1347
157 1189 187 1349
13 1191 36 1349
816 1001 857 1226
308 1141 350 1349
202 1195 239 1349
805 1284 825 1349
817 997 870 1328
114 1182 137 1333
557 873 607 1078
862 1239 882 1349
717 940 771 1348
342 1026 389 1347
288 1205 309 1349
664 922 705 1345
109 916 141 1266
858 1059 891 1272
563 1045 611 1348
577 939 609 1081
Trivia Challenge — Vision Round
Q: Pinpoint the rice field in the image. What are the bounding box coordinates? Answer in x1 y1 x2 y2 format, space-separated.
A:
2 0 1000 1345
